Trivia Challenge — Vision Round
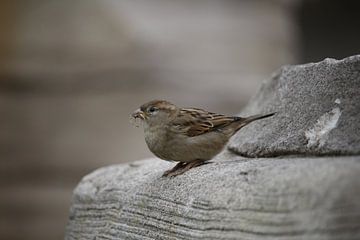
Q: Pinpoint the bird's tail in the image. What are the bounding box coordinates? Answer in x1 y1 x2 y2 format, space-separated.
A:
233 112 276 131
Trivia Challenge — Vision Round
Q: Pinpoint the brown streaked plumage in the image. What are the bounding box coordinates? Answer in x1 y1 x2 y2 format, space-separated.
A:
131 100 275 177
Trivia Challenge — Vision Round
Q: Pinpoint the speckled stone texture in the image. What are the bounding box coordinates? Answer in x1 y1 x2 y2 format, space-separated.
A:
65 55 360 240
66 156 360 240
229 55 360 157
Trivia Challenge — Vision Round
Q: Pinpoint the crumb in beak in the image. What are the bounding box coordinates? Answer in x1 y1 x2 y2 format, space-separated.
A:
129 115 142 127
130 109 145 127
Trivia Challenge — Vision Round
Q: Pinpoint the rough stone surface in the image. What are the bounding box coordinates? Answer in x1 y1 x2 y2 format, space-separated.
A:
229 55 360 157
65 55 360 240
66 156 360 240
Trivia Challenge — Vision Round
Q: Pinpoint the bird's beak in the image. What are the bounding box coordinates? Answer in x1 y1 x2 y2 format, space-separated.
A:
132 109 145 120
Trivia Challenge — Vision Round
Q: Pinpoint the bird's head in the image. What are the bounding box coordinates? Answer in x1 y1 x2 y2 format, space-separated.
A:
131 100 178 127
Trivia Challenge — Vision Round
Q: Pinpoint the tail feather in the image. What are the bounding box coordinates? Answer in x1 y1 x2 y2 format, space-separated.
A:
242 112 276 123
233 112 276 131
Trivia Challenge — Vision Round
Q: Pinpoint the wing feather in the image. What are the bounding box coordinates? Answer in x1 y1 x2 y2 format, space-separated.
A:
171 108 238 137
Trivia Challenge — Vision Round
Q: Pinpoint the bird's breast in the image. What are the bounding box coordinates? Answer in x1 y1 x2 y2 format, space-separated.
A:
143 125 227 162
144 126 168 158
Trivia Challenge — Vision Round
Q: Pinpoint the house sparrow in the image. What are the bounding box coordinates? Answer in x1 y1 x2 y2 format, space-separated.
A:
131 100 275 177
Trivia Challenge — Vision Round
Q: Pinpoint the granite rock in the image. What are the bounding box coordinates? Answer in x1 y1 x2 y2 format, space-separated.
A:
65 156 360 240
229 55 360 157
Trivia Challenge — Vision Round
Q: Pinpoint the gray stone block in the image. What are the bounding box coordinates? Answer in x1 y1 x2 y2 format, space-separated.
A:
229 55 360 157
66 156 360 240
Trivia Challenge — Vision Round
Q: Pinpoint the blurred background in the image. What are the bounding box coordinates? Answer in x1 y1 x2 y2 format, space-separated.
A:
0 0 359 239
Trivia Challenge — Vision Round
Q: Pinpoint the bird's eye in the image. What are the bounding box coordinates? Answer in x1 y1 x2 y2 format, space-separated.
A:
148 106 157 113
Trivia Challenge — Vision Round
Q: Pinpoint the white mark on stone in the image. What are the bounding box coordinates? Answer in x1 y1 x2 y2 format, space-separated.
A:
305 107 341 148
334 98 341 104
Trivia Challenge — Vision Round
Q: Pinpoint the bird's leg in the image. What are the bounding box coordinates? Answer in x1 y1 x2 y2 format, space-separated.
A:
166 159 206 177
162 162 186 177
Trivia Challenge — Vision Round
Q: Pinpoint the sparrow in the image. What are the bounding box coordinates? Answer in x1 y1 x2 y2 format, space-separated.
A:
131 100 275 177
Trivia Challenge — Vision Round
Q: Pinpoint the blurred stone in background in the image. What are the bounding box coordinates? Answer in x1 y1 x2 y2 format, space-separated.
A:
0 0 359 239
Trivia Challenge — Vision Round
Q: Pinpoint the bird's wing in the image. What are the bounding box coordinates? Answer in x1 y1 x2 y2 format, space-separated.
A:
171 108 238 137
